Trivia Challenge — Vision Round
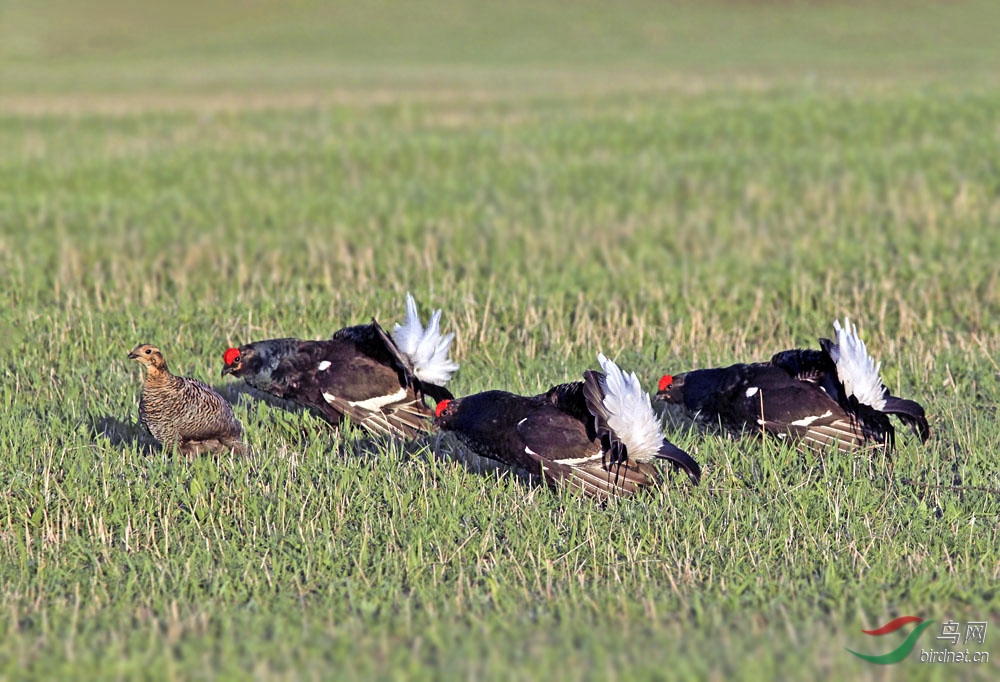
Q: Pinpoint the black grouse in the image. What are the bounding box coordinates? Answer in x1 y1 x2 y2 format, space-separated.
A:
221 293 458 439
655 318 929 453
434 353 701 501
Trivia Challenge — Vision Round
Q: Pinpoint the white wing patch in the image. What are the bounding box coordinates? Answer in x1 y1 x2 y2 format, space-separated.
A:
552 452 605 466
831 317 887 410
322 391 337 405
745 386 759 398
347 387 408 411
596 353 663 463
391 292 459 386
317 361 331 371
790 410 833 427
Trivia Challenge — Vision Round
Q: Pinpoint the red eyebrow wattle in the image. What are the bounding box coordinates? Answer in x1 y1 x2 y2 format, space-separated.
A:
435 399 451 417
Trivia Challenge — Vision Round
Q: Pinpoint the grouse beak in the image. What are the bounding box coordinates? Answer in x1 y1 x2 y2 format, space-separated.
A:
221 364 237 377
127 351 139 360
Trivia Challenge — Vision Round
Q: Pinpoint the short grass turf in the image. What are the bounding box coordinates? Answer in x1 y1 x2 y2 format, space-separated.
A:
2 1 1000 679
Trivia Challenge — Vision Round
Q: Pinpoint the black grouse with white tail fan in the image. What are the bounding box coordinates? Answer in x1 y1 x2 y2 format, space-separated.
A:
434 353 701 501
655 318 929 453
221 293 458 438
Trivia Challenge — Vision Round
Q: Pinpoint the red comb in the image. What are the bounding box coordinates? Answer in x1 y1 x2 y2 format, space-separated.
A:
223 347 241 365
435 399 451 418
658 375 673 391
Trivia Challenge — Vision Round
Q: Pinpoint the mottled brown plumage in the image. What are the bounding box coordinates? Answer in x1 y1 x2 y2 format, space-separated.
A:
129 344 245 457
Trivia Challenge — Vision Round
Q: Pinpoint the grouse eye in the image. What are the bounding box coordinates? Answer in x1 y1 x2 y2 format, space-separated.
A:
145 349 152 355
232 355 240 364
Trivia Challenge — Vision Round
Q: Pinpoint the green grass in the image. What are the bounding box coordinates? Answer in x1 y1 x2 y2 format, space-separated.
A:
2 1 1000 679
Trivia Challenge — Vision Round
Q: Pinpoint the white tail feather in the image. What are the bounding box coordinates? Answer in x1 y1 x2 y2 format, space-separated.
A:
831 317 887 410
392 293 459 386
596 353 663 462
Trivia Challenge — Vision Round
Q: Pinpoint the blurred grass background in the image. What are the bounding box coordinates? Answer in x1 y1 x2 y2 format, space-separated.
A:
2 1 1000 680
4 0 1000 98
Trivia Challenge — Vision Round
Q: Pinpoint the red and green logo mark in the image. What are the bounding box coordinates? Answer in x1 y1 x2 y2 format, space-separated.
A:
846 616 936 664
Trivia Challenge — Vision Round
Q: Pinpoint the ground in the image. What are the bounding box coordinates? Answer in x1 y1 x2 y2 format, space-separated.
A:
1 1 999 679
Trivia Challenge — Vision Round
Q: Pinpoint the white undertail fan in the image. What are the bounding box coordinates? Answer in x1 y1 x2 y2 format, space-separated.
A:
593 353 701 484
392 293 459 387
828 317 930 442
595 353 667 463
829 317 888 410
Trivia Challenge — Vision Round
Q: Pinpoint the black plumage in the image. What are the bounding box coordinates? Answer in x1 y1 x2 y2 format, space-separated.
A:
435 363 701 501
769 346 930 443
221 296 457 439
656 321 929 453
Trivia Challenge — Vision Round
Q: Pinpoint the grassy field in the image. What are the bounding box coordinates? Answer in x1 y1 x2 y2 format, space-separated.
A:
2 1 1000 679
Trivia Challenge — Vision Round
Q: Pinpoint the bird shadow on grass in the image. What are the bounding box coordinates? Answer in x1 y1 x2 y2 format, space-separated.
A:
209 384 536 474
212 382 319 416
88 415 159 455
86 383 275 457
215 382 426 463
425 431 540 490
653 400 706 436
213 382 343 449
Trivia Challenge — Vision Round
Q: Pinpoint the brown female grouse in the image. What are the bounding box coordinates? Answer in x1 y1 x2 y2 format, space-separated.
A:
221 293 458 439
655 318 929 453
434 354 701 501
129 344 245 457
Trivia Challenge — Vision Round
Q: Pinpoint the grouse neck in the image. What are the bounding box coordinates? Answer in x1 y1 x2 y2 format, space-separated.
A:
143 364 183 388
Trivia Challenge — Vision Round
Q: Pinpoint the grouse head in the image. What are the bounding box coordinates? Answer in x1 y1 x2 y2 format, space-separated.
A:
434 398 453 418
221 346 247 377
128 344 168 372
433 396 470 431
654 373 684 403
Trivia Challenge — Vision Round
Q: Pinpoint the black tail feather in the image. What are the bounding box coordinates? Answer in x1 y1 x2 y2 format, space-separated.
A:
421 382 454 404
655 441 701 486
581 369 619 450
883 396 931 443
